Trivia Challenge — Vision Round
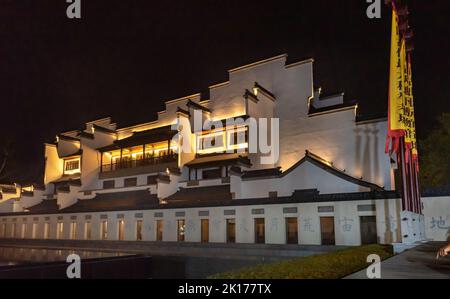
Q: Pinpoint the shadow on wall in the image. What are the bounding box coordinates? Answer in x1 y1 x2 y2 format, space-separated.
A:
354 124 381 189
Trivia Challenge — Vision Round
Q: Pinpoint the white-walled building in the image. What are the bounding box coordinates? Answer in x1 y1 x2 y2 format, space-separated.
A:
0 54 442 246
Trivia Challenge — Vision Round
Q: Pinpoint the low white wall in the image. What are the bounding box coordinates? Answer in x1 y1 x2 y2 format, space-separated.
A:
422 196 450 241
0 198 401 246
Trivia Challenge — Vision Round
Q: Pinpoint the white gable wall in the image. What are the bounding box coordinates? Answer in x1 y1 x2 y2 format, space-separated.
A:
232 159 371 200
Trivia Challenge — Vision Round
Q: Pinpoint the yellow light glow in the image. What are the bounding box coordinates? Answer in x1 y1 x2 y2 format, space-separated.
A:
196 127 248 154
22 185 34 192
63 157 81 175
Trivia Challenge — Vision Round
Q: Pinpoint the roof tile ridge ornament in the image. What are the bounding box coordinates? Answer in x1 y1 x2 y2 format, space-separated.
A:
58 149 83 159
176 106 190 117
92 124 116 135
243 89 259 103
77 131 95 140
186 99 211 113
57 134 80 142
253 82 276 100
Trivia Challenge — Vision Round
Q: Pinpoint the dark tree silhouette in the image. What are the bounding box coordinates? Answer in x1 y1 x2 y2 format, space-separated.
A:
419 113 450 188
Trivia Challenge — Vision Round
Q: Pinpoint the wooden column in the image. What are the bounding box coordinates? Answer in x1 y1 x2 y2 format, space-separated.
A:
143 144 146 163
168 139 171 155
399 139 409 211
100 152 103 172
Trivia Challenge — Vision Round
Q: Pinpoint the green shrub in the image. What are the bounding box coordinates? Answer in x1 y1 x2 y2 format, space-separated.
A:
209 244 393 279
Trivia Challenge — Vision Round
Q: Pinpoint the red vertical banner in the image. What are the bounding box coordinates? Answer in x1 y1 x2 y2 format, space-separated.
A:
386 2 421 214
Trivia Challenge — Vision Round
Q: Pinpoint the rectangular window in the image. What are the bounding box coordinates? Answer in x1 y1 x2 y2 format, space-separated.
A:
32 223 38 239
202 168 222 179
56 222 64 239
285 218 298 244
136 220 143 241
118 220 125 240
320 217 335 245
269 191 278 198
201 219 209 243
254 218 265 244
1 223 6 237
156 220 163 241
103 180 115 189
85 222 92 240
226 219 236 243
124 177 137 187
177 219 185 242
101 221 108 240
11 223 16 238
21 223 27 239
44 223 50 239
64 158 81 174
70 222 77 240
198 132 225 153
227 128 249 151
360 216 377 244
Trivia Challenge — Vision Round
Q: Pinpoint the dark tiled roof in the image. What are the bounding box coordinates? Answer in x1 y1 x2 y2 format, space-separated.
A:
186 153 251 168
114 125 177 148
58 134 80 142
0 189 399 217
97 143 119 152
58 149 83 159
165 185 232 204
27 200 59 214
203 115 250 128
163 189 398 209
355 112 388 123
78 131 94 139
318 92 344 100
177 106 190 116
50 174 81 184
241 167 282 179
243 89 258 102
62 189 159 213
186 99 211 113
308 101 357 116
254 82 275 100
93 124 116 135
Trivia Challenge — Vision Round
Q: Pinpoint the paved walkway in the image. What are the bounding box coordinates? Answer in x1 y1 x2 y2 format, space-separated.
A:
345 242 450 279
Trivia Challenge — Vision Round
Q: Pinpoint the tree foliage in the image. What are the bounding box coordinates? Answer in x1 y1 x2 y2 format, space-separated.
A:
419 113 450 188
0 146 8 180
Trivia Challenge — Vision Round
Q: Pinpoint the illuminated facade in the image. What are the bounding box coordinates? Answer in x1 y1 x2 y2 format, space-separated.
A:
0 54 432 245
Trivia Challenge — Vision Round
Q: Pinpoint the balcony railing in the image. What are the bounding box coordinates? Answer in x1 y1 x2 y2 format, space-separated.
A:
101 154 178 173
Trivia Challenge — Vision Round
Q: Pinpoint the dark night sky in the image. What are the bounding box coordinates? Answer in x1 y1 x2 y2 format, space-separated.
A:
0 0 449 184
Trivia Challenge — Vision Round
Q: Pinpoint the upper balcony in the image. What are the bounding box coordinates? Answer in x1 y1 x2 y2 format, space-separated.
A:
100 153 178 179
98 125 179 179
